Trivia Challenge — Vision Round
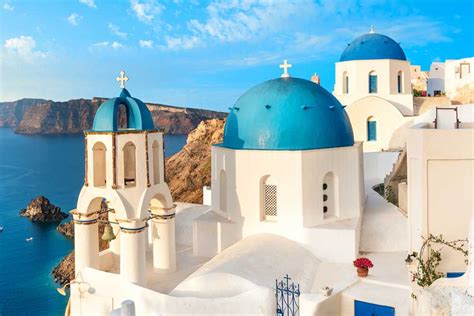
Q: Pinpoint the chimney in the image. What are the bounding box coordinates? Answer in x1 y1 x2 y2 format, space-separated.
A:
311 73 320 85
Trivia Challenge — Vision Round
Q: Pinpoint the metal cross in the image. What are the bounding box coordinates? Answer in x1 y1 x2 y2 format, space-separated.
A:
279 59 292 78
116 70 129 89
370 25 376 33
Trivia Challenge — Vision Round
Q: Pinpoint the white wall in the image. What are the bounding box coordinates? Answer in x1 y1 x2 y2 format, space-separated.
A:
205 143 364 262
408 123 474 273
334 59 413 115
427 62 445 96
345 96 412 152
444 57 474 100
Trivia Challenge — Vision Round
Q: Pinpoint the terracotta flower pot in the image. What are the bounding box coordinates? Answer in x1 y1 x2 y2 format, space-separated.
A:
357 267 369 277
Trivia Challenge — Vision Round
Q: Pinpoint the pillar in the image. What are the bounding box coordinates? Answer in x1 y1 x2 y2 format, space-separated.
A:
119 220 146 286
151 211 176 272
73 212 99 272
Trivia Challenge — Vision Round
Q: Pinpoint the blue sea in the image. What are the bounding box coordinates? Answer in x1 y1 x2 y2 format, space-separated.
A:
0 128 186 316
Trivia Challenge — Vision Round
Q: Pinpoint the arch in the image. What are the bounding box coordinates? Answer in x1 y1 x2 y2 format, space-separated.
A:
322 172 339 219
137 185 174 219
149 193 168 213
219 170 227 212
152 140 160 185
397 70 403 93
367 116 377 141
92 142 107 187
123 142 137 187
342 71 349 94
260 175 277 221
369 71 378 93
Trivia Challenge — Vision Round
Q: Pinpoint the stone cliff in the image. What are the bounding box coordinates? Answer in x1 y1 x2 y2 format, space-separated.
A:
165 119 225 203
52 119 225 284
0 98 226 135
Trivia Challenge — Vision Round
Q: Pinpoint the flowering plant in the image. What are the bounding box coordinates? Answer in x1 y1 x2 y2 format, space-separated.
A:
353 257 374 269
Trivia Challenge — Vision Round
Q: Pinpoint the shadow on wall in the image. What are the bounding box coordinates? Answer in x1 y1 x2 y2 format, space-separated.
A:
389 118 414 150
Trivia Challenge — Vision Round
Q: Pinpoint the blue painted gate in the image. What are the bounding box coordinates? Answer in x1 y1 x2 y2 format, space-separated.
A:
354 300 395 316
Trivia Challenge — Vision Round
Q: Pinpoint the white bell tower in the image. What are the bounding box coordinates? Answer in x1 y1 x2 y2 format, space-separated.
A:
72 71 176 286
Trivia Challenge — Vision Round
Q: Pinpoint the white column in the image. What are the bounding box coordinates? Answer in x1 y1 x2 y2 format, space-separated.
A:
73 213 99 272
151 212 176 272
119 221 146 286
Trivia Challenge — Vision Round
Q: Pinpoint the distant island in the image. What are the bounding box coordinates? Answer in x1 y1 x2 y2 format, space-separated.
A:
0 98 227 135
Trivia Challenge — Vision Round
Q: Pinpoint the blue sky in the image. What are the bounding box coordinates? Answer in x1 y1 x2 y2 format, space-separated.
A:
1 0 473 111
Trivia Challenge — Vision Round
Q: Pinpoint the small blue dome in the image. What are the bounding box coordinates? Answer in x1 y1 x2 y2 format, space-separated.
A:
222 77 354 151
92 88 155 131
340 33 406 62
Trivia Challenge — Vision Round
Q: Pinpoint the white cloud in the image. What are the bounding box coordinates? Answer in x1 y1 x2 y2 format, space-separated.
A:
130 0 164 24
164 35 201 50
139 39 154 48
108 23 127 39
88 41 123 52
111 41 123 49
79 0 96 8
3 2 14 11
3 36 47 61
67 13 82 26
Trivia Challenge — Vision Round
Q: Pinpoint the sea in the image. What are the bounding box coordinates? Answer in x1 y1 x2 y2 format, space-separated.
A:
0 128 186 316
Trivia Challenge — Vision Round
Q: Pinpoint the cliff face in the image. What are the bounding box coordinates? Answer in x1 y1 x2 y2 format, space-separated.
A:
165 119 225 203
0 98 226 135
19 196 68 222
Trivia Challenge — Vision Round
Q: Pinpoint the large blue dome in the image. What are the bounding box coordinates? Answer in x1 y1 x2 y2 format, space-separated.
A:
340 32 406 62
92 88 155 132
222 77 354 150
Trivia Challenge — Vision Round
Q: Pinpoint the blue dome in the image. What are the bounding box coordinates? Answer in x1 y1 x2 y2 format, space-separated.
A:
222 77 354 150
92 88 155 132
340 33 406 62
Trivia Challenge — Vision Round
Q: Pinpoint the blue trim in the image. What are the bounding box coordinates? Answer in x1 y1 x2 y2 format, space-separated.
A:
119 226 146 231
447 272 464 278
355 300 395 316
74 218 97 224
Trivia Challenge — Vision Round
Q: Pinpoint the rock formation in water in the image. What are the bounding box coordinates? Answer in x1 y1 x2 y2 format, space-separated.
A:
52 119 225 283
0 97 226 135
19 196 68 222
165 119 225 203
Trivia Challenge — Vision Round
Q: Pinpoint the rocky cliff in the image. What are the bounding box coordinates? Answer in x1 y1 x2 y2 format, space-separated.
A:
52 119 225 284
0 98 226 135
20 196 68 222
165 119 225 203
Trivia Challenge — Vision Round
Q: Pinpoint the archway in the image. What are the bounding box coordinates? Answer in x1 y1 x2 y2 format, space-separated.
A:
369 71 378 93
342 71 349 94
260 175 277 221
92 142 106 187
123 142 136 187
367 116 377 141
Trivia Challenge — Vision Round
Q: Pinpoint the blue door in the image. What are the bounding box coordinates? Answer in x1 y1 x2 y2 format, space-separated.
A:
355 300 395 316
367 121 377 141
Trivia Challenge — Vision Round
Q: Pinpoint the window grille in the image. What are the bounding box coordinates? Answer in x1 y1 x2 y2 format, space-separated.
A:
264 184 277 218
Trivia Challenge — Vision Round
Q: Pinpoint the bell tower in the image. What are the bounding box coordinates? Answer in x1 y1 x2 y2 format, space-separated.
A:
72 71 176 286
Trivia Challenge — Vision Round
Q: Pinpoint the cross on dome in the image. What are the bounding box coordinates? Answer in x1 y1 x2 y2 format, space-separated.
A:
369 25 376 33
279 59 292 78
116 70 129 89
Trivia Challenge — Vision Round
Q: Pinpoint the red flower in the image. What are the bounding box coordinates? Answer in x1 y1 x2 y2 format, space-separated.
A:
353 257 374 269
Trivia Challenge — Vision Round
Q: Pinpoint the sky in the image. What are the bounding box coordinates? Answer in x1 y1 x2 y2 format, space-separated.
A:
1 0 473 112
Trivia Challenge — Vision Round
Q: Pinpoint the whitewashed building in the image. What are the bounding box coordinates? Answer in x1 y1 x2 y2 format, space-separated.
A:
333 28 414 152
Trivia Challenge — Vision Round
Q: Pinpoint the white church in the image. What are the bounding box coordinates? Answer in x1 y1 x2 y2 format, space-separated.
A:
66 30 474 316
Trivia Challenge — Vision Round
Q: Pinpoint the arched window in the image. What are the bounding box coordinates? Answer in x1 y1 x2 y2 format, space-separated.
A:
397 71 403 93
261 176 277 221
219 170 227 212
369 71 378 93
117 103 128 129
152 141 160 185
342 71 349 94
367 116 377 141
123 142 136 187
322 172 338 219
92 142 106 187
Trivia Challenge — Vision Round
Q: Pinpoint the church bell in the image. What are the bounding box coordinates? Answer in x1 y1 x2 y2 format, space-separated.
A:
101 223 116 241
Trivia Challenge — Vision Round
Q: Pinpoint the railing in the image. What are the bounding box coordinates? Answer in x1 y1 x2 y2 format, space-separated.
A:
275 275 300 316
